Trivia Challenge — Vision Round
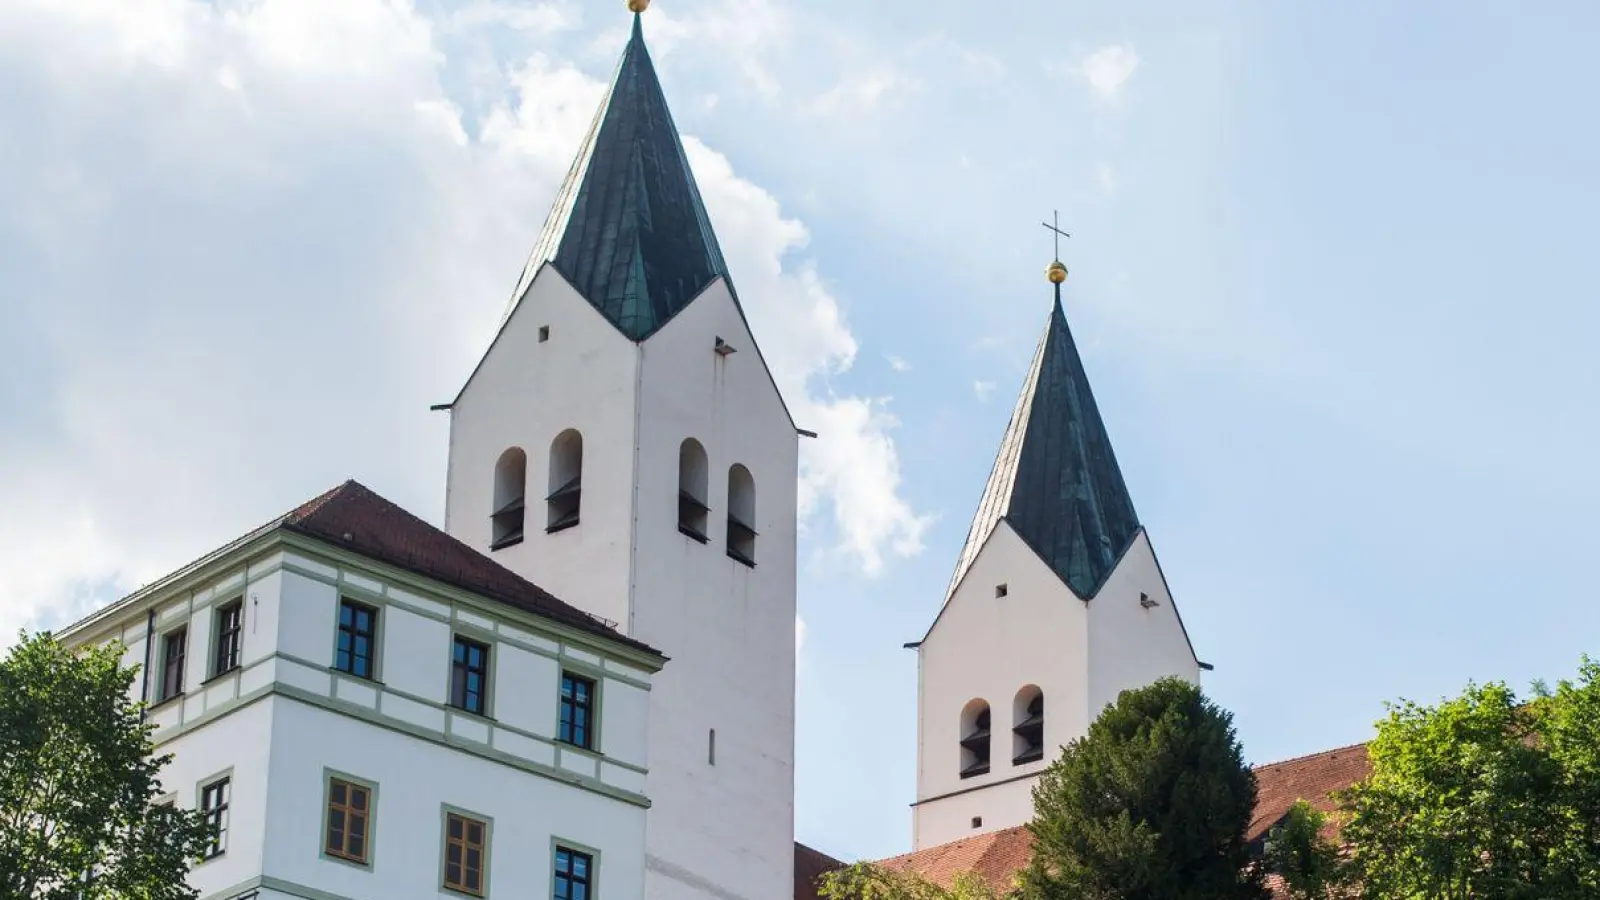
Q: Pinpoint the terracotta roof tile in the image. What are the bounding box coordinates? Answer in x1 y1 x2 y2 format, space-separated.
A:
878 827 1033 893
876 742 1372 893
274 480 661 657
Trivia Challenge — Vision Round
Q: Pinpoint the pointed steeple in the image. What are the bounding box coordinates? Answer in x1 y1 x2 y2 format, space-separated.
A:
947 274 1141 601
507 10 735 341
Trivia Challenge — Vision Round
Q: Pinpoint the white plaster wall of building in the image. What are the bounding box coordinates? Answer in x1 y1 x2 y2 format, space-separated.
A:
913 522 1090 850
154 698 277 899
629 279 799 900
1084 531 1201 715
445 265 643 631
262 697 648 900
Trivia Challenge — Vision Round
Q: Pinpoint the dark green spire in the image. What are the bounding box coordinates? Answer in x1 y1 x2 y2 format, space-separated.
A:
948 286 1141 600
509 14 735 341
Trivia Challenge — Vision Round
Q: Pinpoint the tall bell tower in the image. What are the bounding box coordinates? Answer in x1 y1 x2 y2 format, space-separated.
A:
907 242 1205 850
441 6 799 899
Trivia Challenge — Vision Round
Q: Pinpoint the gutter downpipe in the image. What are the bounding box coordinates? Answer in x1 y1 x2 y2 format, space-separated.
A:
138 608 155 721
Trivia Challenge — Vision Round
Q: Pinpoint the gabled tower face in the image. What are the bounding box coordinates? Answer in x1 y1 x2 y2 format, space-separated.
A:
911 280 1201 851
445 14 798 900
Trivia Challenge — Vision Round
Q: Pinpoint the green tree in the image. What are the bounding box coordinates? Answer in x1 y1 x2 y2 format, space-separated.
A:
820 863 1008 900
1018 677 1266 900
0 631 214 899
1261 800 1353 900
1338 660 1600 900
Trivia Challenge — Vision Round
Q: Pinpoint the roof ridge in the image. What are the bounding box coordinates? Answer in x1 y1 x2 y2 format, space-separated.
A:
1253 741 1369 771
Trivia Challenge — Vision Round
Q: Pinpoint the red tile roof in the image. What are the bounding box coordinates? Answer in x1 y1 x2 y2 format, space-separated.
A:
851 742 1373 898
274 480 661 657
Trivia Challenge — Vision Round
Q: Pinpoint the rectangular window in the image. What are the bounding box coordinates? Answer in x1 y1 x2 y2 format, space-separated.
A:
325 777 372 865
213 600 243 676
451 637 489 716
553 846 593 900
559 673 595 750
159 627 187 702
336 599 377 679
199 776 230 859
442 812 488 896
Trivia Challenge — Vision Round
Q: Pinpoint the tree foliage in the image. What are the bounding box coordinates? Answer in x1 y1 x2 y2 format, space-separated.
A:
1339 657 1600 899
1261 800 1354 900
820 862 1007 900
1018 677 1266 900
0 631 214 900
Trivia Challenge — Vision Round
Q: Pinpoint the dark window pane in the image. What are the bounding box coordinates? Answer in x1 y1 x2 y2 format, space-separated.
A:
449 816 463 840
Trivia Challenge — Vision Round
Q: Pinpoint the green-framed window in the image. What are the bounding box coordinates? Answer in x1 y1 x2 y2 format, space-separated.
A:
552 845 593 900
558 672 594 749
199 775 230 859
336 598 378 679
442 811 489 896
324 776 373 865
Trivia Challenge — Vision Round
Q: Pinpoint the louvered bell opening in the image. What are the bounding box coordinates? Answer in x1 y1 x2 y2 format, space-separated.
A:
490 497 526 550
546 477 581 533
726 514 757 568
960 709 992 779
678 490 709 543
1013 695 1044 765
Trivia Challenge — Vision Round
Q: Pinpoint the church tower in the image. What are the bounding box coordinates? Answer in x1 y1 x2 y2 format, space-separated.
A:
908 254 1204 850
441 8 798 900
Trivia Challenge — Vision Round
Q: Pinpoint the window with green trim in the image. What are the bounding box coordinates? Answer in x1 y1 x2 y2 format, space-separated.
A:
553 846 593 900
213 599 243 676
336 599 377 679
199 776 230 859
159 626 187 702
325 777 372 865
451 637 490 715
443 812 488 896
559 672 594 749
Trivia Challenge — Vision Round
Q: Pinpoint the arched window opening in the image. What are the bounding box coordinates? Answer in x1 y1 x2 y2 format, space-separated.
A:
960 699 991 778
491 448 528 549
678 439 710 542
726 464 756 567
1013 686 1045 765
547 430 583 532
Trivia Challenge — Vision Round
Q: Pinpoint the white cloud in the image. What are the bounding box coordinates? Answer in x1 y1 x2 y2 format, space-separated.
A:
973 380 996 402
805 65 919 116
885 354 911 373
796 615 807 655
1097 162 1117 194
1079 43 1139 102
0 0 925 636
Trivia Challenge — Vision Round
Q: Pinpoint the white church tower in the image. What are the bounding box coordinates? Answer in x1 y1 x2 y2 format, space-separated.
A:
441 8 798 900
907 257 1206 850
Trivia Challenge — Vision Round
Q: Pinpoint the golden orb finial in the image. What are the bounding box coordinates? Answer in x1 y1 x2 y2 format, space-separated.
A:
1046 260 1068 284
627 0 650 12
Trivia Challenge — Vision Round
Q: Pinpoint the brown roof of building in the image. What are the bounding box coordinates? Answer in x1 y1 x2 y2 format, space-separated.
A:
795 842 847 900
274 480 662 658
860 742 1373 897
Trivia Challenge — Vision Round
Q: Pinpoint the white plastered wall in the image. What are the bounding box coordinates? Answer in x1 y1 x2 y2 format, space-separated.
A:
445 270 798 900
913 522 1087 850
1085 530 1200 717
445 264 641 630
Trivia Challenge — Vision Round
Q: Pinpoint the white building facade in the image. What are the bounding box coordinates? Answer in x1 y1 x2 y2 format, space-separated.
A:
60 481 664 900
442 13 798 900
909 285 1206 851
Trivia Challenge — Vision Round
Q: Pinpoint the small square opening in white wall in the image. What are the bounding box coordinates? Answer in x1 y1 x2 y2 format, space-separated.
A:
538 325 550 342
971 816 982 829
994 583 1008 598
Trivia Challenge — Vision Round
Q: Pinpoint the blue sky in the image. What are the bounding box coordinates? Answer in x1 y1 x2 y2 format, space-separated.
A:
3 0 1598 864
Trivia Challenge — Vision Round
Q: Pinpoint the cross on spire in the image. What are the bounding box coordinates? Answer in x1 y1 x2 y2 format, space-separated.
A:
1042 210 1070 263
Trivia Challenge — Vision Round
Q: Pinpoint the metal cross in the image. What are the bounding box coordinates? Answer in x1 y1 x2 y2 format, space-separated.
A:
1041 210 1071 261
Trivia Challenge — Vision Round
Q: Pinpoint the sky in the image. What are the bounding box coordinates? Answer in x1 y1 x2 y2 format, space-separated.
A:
2 0 1599 865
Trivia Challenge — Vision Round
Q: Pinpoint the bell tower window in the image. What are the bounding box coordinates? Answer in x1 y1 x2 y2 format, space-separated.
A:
678 439 710 542
1013 685 1044 765
959 699 991 778
726 463 756 567
547 430 583 532
491 447 527 549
